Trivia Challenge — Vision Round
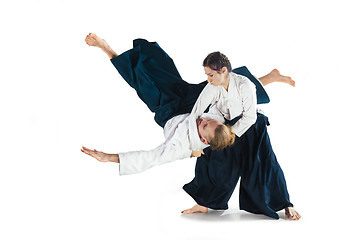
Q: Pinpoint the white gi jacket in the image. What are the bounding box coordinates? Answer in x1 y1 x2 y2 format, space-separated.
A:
118 113 211 175
191 72 257 138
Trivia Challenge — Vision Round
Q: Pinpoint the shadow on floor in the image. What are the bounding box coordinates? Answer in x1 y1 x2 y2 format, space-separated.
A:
180 209 287 222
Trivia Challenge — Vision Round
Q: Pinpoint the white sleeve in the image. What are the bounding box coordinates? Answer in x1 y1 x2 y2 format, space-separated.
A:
118 141 192 175
190 83 217 119
231 81 257 137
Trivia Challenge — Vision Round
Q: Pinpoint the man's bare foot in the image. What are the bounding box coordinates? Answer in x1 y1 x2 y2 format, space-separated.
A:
285 207 301 220
85 33 106 48
85 33 118 59
181 204 208 214
259 69 295 87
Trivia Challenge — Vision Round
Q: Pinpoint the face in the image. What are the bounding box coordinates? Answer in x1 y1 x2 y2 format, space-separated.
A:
196 117 221 144
204 66 228 86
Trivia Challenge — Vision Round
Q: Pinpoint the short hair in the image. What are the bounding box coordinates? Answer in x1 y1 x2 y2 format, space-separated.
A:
203 51 232 72
209 124 236 150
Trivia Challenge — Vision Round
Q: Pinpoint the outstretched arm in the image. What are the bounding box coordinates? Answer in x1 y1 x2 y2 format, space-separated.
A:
81 142 191 175
117 142 191 175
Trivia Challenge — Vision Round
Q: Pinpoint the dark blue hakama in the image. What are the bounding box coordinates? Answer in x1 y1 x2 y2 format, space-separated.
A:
110 39 292 219
183 113 293 219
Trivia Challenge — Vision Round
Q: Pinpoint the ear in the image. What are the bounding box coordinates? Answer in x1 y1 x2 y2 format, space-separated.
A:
221 66 227 74
201 137 209 145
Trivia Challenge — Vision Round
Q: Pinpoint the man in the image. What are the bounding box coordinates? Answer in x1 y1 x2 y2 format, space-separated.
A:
81 33 235 175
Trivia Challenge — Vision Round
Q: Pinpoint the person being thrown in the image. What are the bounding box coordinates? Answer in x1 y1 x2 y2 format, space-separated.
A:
81 33 235 175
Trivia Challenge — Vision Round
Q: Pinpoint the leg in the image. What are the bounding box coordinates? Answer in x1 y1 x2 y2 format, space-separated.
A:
258 69 295 87
85 33 118 59
183 135 242 213
109 38 193 127
239 114 300 220
86 34 194 127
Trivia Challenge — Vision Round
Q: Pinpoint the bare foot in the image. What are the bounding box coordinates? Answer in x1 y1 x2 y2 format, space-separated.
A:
181 204 208 214
85 33 106 48
85 33 118 59
285 207 301 220
259 69 295 87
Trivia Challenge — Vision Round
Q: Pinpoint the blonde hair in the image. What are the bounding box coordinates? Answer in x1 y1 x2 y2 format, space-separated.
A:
209 124 236 150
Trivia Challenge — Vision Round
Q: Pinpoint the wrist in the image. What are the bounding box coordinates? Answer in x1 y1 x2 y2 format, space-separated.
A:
109 154 119 163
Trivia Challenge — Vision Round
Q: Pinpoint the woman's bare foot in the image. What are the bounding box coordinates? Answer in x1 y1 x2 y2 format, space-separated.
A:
259 69 295 87
181 204 209 214
285 207 301 220
85 33 118 59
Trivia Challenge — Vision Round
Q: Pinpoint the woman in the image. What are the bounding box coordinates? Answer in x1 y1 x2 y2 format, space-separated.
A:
182 52 300 220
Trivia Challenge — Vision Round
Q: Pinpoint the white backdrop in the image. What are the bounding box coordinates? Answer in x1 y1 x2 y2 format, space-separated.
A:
1 0 359 239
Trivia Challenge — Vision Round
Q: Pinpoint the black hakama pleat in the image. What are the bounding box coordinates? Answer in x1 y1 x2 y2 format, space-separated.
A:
110 38 205 127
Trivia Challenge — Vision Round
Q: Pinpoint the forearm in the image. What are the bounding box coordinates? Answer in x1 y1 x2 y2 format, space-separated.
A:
190 84 215 118
232 80 257 137
231 102 257 137
231 115 257 137
118 145 190 175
